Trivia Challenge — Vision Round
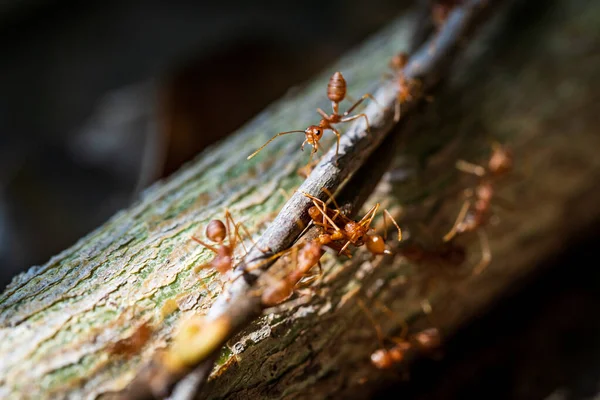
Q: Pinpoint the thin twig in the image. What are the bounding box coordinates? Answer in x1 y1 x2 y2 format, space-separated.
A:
118 1 502 398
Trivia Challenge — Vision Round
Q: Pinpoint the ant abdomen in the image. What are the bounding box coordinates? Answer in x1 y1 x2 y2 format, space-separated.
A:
370 349 395 369
366 235 386 255
262 281 292 307
327 71 347 103
206 220 227 243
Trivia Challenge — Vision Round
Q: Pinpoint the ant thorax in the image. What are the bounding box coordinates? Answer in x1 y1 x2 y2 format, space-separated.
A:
344 221 368 246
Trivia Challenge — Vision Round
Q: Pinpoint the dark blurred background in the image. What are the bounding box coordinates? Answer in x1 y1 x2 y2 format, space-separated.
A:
0 0 409 288
2 1 600 400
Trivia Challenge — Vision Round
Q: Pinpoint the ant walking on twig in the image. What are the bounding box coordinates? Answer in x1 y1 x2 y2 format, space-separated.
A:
384 52 419 122
247 71 382 169
358 299 442 370
302 189 402 256
261 240 324 307
431 0 463 30
443 142 514 274
191 210 260 276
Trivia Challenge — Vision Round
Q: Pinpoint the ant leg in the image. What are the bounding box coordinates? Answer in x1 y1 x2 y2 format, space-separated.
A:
191 237 219 254
300 138 308 152
319 187 346 225
357 298 386 349
338 240 352 256
343 93 384 116
313 200 344 233
233 223 248 255
443 200 471 242
297 157 320 178
301 192 344 233
236 247 294 277
247 130 306 160
223 209 234 245
358 203 380 229
473 229 491 275
332 128 341 162
455 160 487 177
301 191 328 216
238 222 271 254
224 210 245 253
394 97 401 122
376 300 409 340
341 113 371 134
383 209 402 241
321 187 342 213
225 210 249 246
307 147 318 169
316 108 329 119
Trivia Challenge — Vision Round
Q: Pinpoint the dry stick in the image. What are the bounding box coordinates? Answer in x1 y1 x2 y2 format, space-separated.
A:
119 1 501 398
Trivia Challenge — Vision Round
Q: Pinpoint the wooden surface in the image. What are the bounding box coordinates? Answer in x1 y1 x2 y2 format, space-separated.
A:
1 0 599 398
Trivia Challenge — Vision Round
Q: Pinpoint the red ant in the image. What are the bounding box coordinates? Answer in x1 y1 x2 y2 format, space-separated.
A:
261 239 324 307
247 71 381 166
431 0 462 30
358 299 442 369
443 143 513 274
385 52 418 122
191 210 258 275
302 190 402 256
370 328 442 369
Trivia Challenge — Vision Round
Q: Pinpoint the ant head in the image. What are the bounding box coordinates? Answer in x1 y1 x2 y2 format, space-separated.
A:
305 126 324 145
389 52 408 70
344 221 368 245
206 219 227 243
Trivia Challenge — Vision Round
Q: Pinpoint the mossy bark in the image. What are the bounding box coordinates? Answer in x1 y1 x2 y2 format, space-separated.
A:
1 0 599 399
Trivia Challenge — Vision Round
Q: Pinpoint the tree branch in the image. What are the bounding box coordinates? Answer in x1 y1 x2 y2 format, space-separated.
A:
119 1 505 398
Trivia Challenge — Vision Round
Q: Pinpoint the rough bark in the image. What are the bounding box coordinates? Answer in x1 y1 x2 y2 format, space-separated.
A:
1 0 599 399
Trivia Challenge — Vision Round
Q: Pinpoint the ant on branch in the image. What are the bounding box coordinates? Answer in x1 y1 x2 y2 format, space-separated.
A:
302 190 402 256
358 299 442 369
385 52 418 122
443 142 513 274
191 210 260 275
247 71 382 167
261 240 324 307
431 0 462 30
